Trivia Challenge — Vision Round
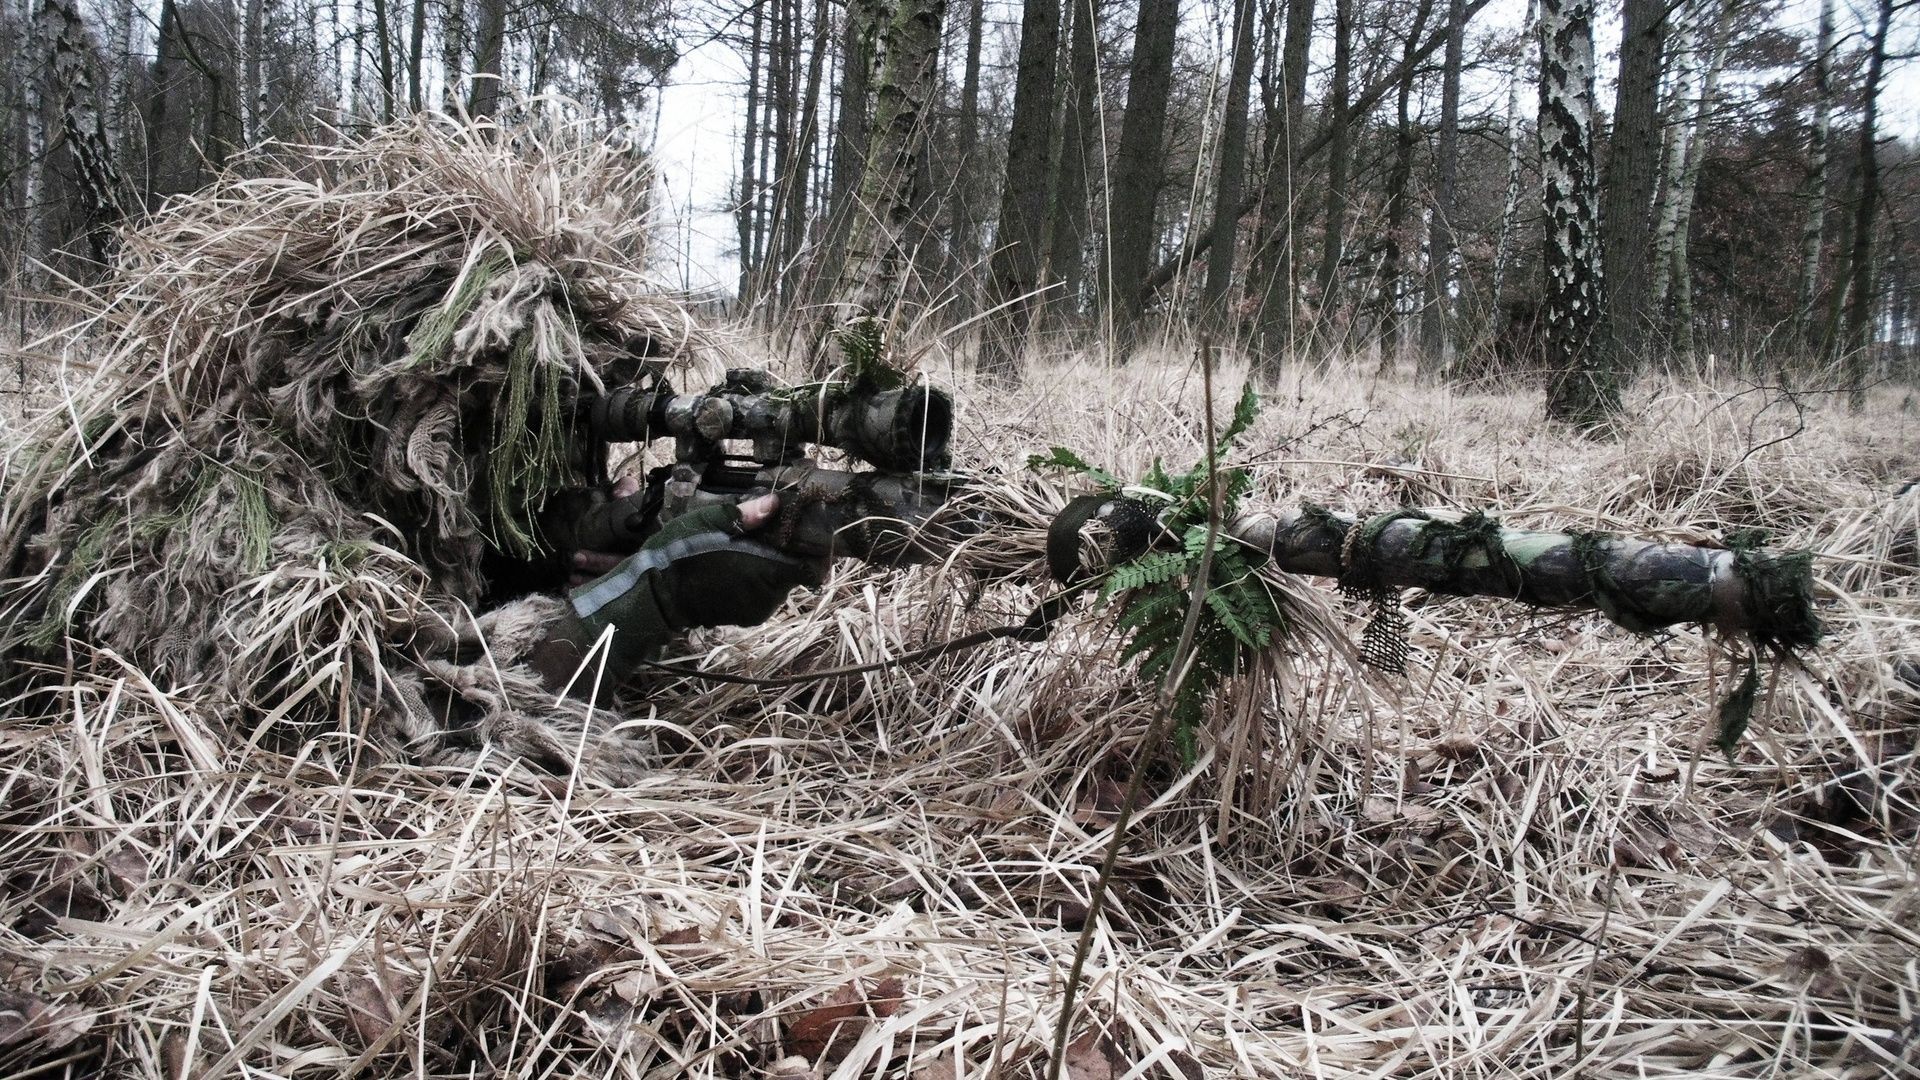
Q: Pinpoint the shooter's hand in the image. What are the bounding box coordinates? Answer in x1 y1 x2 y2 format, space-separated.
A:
538 494 827 687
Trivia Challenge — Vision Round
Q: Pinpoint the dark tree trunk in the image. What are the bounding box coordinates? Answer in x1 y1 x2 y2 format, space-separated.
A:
978 0 1060 383
1313 0 1353 356
1375 0 1436 374
1844 0 1895 411
468 0 506 118
372 0 397 121
407 0 427 111
1538 0 1620 428
1102 0 1180 340
738 0 765 303
947 0 986 306
1599 0 1665 366
1204 0 1259 325
1250 0 1315 377
758 0 796 304
778 0 829 280
1048 0 1101 321
1418 0 1465 377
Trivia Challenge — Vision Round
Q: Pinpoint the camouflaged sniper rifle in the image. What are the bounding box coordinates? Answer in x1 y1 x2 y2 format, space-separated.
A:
561 368 1820 652
560 366 986 565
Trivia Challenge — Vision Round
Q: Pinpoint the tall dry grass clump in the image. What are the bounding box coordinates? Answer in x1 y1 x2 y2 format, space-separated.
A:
2 126 1917 1076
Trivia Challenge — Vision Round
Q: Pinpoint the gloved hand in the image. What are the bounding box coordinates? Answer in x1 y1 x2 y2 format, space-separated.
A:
532 494 825 689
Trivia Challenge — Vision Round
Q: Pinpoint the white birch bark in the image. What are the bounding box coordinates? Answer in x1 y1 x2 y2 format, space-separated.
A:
1794 0 1835 345
1491 0 1536 309
41 0 126 261
1538 0 1618 426
22 0 47 275
1648 7 1694 314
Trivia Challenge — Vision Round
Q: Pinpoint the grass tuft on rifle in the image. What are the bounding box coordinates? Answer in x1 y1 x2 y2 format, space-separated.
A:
1031 383 1283 764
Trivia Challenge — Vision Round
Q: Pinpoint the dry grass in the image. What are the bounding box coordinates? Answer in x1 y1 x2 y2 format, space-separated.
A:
3 344 1917 1079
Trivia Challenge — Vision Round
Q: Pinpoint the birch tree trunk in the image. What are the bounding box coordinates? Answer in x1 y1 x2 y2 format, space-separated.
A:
42 0 125 264
108 0 136 148
1793 0 1835 351
816 0 883 302
1537 0 1619 428
1419 0 1465 377
1490 0 1535 312
442 0 466 110
1648 7 1693 316
837 0 946 320
978 0 1060 384
22 0 47 277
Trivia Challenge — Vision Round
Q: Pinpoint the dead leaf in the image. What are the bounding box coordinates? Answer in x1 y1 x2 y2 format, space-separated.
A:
1072 778 1129 828
912 1061 959 1080
102 848 149 896
868 976 905 1018
654 925 702 946
0 988 95 1054
336 975 394 1046
1063 1032 1118 1080
785 980 867 1061
608 968 660 1003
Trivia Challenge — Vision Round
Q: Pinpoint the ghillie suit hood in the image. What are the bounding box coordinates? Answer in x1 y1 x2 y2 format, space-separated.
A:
0 117 697 781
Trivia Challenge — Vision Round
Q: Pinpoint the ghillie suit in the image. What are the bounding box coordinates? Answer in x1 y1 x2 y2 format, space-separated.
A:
0 118 699 782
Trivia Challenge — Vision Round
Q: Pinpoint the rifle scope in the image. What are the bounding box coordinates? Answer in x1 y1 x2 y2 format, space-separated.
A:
589 375 954 473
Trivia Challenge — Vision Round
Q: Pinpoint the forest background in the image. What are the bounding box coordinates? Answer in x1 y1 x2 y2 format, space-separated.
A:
3 0 1919 415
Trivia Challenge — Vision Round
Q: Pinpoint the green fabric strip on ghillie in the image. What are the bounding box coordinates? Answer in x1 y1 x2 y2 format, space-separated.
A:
0 115 696 783
1726 528 1823 651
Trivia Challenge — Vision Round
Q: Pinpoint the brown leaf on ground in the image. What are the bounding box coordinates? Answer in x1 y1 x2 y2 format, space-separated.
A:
783 976 908 1060
654 925 702 946
912 1060 959 1080
102 847 150 895
0 987 95 1054
868 976 905 1017
785 980 867 1061
1063 1032 1119 1080
337 975 395 1046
